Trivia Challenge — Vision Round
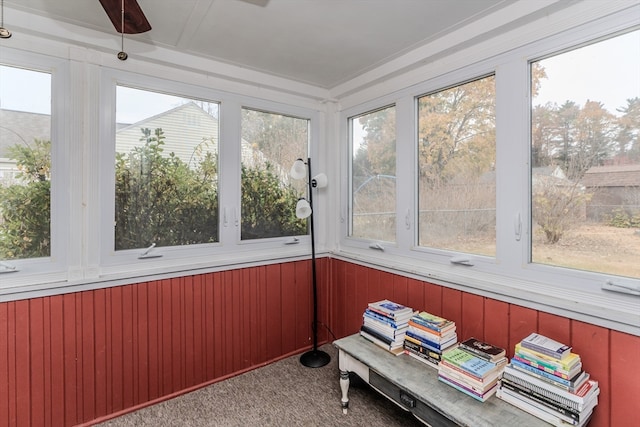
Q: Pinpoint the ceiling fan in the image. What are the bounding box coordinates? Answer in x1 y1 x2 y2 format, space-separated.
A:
98 0 151 34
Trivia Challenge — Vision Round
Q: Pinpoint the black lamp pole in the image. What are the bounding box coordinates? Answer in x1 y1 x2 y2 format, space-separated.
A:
300 157 331 368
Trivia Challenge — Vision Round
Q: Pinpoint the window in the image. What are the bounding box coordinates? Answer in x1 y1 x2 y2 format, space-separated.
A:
0 65 52 261
115 86 220 250
350 106 397 242
240 108 308 240
530 30 640 279
417 76 496 256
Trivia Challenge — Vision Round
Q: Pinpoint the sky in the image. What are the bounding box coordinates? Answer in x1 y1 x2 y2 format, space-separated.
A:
533 30 640 114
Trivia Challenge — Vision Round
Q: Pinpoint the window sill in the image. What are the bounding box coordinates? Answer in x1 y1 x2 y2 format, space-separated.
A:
332 248 640 337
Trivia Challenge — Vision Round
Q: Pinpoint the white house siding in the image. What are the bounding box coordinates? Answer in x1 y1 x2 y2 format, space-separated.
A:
116 103 219 168
115 102 278 174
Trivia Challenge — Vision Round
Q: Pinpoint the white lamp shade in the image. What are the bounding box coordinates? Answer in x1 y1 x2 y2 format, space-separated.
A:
295 199 312 219
290 159 307 180
312 173 328 188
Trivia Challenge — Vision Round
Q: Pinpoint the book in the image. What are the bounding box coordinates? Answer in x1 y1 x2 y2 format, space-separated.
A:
363 309 406 328
408 325 457 344
441 347 502 379
404 347 440 369
497 387 594 427
438 374 498 402
405 335 457 356
360 325 404 346
510 359 590 393
503 365 599 411
512 354 582 380
359 329 405 355
439 359 502 384
515 343 581 372
408 319 457 339
362 317 407 339
403 338 443 360
521 333 572 360
367 300 414 321
406 329 457 350
438 362 499 391
459 337 506 362
411 311 456 334
499 377 591 424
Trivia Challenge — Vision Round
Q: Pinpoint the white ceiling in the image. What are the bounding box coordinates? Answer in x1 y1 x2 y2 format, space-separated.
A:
4 0 577 90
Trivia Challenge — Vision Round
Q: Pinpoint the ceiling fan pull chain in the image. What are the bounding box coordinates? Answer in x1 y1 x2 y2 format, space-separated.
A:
0 0 13 39
117 0 128 60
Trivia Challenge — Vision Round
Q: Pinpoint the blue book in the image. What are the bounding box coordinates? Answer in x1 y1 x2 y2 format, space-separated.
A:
441 347 499 378
363 309 405 328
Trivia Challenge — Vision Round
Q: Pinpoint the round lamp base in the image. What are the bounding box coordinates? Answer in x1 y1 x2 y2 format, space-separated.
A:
300 349 331 368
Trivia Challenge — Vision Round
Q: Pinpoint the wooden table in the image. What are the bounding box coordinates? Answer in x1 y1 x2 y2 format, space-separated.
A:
334 334 549 427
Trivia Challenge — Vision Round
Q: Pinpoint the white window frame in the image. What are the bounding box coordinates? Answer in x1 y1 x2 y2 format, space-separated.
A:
347 103 398 243
97 69 319 280
338 10 640 334
238 105 312 244
0 48 71 292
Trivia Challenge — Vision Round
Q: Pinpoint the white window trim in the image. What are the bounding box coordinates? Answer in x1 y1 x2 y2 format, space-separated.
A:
338 9 640 335
0 48 71 289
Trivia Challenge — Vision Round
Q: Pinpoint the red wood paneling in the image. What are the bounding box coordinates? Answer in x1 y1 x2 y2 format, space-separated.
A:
391 274 408 308
483 298 509 353
572 321 610 427
461 292 484 340
507 304 538 357
423 281 442 315
2 258 640 427
407 278 426 312
538 311 571 346
15 300 31 427
0 302 7 427
441 287 462 328
610 330 640 426
49 296 65 427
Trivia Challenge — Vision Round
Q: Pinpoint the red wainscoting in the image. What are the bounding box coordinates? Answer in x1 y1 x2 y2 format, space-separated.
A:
328 259 640 427
2 257 639 427
0 260 329 427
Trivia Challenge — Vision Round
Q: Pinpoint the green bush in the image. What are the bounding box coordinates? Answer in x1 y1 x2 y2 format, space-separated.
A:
607 208 640 228
1 128 305 259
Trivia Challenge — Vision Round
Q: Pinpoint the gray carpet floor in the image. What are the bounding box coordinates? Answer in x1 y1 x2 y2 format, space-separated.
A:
96 343 424 427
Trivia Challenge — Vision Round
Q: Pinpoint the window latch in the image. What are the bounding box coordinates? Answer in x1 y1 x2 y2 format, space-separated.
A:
285 237 300 245
514 212 522 241
0 262 18 274
369 243 384 251
450 256 474 266
138 243 162 259
602 280 640 296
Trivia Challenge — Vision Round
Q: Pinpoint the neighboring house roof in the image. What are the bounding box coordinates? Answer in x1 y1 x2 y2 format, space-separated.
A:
0 109 51 157
581 164 640 187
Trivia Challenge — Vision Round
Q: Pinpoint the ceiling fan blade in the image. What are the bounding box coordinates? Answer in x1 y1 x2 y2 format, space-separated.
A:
98 0 151 34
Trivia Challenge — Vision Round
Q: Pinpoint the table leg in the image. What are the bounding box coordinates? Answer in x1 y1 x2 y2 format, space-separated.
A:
340 370 350 414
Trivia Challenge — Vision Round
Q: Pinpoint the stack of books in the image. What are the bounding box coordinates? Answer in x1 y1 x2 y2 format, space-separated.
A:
360 299 414 355
497 333 599 426
437 338 508 402
403 311 457 368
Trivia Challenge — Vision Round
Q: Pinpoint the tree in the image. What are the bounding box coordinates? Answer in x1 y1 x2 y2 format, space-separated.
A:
240 163 306 240
0 139 51 259
115 128 219 249
417 76 496 186
616 97 640 161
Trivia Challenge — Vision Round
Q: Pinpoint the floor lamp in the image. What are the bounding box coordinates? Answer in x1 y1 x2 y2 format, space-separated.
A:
290 158 331 368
